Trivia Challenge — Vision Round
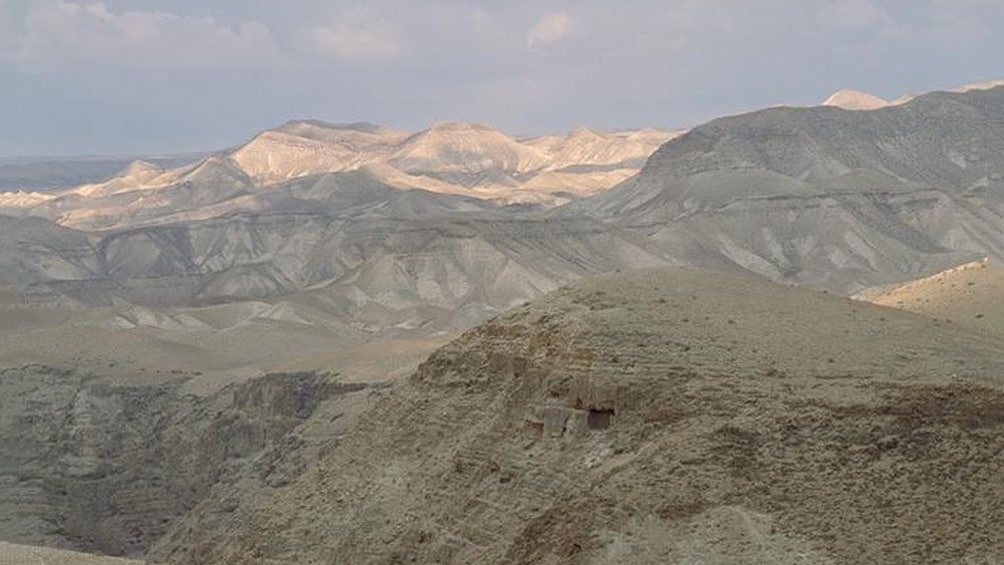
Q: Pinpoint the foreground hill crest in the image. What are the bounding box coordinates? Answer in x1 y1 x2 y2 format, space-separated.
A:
152 267 1004 564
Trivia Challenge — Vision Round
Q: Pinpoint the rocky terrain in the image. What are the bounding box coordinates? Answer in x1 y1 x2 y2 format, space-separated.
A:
580 84 1004 292
0 121 681 326
148 267 1004 564
0 121 680 231
0 197 676 330
1 84 1003 327
0 365 372 559
5 264 1004 563
3 81 1004 564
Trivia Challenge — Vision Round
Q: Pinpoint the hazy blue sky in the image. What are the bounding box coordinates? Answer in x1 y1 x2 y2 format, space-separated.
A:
1 0 1003 156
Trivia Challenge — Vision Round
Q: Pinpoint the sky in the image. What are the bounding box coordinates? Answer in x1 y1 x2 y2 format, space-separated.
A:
1 0 1003 156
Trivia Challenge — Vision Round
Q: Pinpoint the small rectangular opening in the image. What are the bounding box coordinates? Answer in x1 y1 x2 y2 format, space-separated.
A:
587 408 614 430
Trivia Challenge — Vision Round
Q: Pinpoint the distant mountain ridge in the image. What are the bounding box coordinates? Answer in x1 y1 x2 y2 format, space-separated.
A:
3 82 1004 327
0 154 203 191
0 121 681 232
820 78 1004 110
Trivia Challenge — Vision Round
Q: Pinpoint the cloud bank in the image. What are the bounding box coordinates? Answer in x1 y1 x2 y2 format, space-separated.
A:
527 11 573 48
18 2 277 70
1 0 1003 155
303 7 404 63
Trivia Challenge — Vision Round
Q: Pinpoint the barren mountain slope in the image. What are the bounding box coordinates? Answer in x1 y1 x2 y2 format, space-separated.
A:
0 174 677 327
0 365 362 559
229 121 409 184
154 268 1004 564
0 281 447 559
389 123 551 183
579 85 1004 292
857 258 1004 340
0 120 674 228
523 127 682 170
0 215 98 288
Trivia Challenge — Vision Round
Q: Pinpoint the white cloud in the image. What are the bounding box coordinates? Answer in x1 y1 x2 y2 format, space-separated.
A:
527 11 573 48
18 2 277 70
302 8 403 63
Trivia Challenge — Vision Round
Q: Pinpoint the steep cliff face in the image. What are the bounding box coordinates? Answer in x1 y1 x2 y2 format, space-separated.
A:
0 367 345 558
579 86 1004 292
152 268 1004 564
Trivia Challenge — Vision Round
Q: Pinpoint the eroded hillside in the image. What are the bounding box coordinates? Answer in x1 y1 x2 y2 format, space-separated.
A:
579 85 1004 292
0 367 371 559
152 268 1004 564
0 122 680 230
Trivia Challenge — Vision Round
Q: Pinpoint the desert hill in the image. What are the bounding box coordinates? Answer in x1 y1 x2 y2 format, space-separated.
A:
578 84 1004 292
819 79 1004 111
3 84 1004 338
0 121 679 230
5 82 1004 563
856 258 1004 340
822 88 891 110
151 267 1004 564
0 185 676 318
5 85 1004 331
229 121 410 184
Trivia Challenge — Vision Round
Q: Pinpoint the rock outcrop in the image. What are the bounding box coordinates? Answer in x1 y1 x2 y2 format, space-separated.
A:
0 367 348 558
151 268 1004 564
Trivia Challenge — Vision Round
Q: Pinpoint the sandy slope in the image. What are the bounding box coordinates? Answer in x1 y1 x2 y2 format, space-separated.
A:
856 258 1004 340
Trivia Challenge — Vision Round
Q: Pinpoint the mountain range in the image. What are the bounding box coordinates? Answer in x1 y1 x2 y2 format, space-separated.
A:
3 80 1004 563
0 121 681 231
580 83 1004 290
0 83 1001 324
